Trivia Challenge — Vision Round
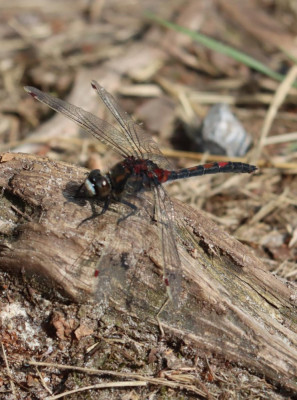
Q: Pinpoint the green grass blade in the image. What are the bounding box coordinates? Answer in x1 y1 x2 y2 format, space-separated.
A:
146 11 291 85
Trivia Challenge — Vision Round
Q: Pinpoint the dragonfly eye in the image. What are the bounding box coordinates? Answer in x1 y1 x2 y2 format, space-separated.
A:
84 169 111 198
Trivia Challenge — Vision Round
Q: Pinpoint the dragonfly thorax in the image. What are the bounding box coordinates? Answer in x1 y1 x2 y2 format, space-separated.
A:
84 169 111 199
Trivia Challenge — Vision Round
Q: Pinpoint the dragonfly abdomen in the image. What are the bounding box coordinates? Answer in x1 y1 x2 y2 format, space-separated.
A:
166 161 257 182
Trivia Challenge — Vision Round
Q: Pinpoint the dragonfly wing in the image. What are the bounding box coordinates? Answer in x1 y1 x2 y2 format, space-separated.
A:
73 191 155 310
93 217 140 308
93 180 177 309
91 81 172 169
24 86 134 159
153 183 182 306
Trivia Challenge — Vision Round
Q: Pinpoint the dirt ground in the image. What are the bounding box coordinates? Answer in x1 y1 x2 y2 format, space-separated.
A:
0 1 297 399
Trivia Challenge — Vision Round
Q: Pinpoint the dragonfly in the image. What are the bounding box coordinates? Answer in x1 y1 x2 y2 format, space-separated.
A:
24 81 257 306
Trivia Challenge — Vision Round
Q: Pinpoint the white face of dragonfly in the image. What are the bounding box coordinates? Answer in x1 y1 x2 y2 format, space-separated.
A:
84 169 111 199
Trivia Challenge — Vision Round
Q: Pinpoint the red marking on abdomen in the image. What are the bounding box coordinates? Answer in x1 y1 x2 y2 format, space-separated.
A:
203 162 228 169
149 168 171 183
203 163 214 169
94 270 99 277
217 162 229 167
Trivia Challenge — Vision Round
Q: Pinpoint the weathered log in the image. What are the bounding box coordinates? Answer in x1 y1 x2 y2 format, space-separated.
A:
0 152 296 393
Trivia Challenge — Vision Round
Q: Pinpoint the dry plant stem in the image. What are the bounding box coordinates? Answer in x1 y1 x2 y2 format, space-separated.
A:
48 381 147 400
254 64 297 161
28 361 205 397
34 366 53 396
0 153 297 393
1 342 16 398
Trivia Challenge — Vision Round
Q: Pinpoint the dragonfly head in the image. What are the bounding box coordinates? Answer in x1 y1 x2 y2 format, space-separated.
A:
84 169 111 199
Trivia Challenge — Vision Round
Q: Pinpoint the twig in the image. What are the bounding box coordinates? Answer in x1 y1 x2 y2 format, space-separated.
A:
35 366 53 396
48 380 147 400
1 341 16 398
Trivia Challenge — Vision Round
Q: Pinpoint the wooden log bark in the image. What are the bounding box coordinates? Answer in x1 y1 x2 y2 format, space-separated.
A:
0 152 296 393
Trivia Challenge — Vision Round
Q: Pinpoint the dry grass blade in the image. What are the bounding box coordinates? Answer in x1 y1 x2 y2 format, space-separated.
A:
254 64 297 161
1 342 16 398
48 381 147 400
28 361 207 397
34 366 53 396
248 188 290 225
263 131 297 145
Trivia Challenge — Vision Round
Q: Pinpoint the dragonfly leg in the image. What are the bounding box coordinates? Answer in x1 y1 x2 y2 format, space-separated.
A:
151 197 157 222
77 197 111 227
116 199 138 225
